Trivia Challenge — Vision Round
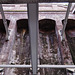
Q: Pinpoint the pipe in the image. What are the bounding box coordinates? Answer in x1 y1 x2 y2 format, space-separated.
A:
38 65 75 68
0 65 74 68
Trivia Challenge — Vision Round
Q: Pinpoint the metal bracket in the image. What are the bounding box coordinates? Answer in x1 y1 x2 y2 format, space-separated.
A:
0 4 9 41
27 3 38 75
62 3 72 41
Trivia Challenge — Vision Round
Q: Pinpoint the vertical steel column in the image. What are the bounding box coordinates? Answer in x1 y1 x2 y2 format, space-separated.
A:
27 3 38 75
62 3 72 41
0 4 8 41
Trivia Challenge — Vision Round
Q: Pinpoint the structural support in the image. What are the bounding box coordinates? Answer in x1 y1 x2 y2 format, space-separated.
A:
27 3 38 75
62 3 72 41
0 0 75 4
0 4 8 41
0 65 74 68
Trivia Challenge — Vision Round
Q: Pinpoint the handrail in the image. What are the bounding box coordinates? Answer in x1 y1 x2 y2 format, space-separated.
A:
0 65 75 68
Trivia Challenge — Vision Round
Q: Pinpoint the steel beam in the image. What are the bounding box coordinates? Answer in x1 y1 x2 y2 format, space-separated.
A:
0 4 9 41
27 3 38 75
62 3 72 41
0 65 74 68
38 65 75 68
0 0 75 4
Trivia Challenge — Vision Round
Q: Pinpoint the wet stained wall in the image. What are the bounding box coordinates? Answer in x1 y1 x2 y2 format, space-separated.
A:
39 19 66 75
7 19 67 75
13 19 30 75
0 12 74 75
2 18 73 75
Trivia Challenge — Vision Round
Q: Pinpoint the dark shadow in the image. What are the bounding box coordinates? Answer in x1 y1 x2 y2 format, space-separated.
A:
62 19 75 31
0 19 10 33
17 19 28 32
0 19 10 52
39 19 56 33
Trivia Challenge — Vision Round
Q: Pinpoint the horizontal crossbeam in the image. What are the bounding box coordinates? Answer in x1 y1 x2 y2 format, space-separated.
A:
0 65 75 68
0 0 75 4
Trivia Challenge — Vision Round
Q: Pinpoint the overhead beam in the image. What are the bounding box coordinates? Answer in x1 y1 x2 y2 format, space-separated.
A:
0 4 9 41
0 0 74 4
27 3 38 75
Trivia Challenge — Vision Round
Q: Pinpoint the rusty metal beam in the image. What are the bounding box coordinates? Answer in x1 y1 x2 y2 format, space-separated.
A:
0 0 74 4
